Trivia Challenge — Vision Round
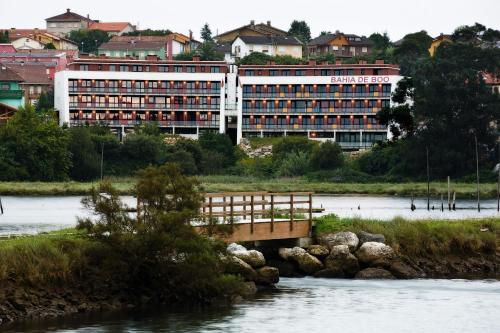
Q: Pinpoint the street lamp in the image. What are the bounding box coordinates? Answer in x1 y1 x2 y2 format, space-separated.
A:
81 41 84 53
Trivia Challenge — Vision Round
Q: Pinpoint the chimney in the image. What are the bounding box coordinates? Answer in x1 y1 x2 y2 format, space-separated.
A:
375 59 385 64
250 20 255 27
192 55 201 62
189 30 193 40
66 8 70 13
267 21 271 26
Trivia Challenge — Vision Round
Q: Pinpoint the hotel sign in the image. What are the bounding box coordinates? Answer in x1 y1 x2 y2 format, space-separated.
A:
330 76 391 84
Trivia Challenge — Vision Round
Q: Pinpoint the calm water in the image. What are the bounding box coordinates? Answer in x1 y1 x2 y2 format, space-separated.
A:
0 195 498 235
5 278 500 333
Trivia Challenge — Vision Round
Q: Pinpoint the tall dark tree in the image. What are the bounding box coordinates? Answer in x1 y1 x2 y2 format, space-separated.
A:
393 30 432 76
369 32 391 51
200 23 213 42
35 90 54 112
0 31 8 43
67 29 110 54
288 20 311 44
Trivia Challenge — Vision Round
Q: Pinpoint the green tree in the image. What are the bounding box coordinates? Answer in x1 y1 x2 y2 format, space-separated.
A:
35 90 54 112
310 141 344 170
68 127 100 181
121 133 167 171
0 106 70 181
278 151 310 177
272 136 316 163
369 32 391 51
393 30 432 76
44 42 56 49
198 132 235 172
288 20 311 44
68 29 110 54
0 31 9 43
200 23 213 42
174 42 223 61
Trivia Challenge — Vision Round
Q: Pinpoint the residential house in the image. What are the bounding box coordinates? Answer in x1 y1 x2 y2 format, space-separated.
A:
429 34 453 56
308 32 373 58
88 22 136 36
214 20 287 43
0 65 24 121
7 63 53 105
45 8 93 37
232 35 303 59
0 28 79 50
11 36 45 50
0 51 68 78
98 39 166 59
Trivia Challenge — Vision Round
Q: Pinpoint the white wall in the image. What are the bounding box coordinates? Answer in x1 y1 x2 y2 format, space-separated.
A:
12 38 44 50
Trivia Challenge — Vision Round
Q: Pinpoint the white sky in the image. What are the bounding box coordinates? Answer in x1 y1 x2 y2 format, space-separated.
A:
0 0 498 41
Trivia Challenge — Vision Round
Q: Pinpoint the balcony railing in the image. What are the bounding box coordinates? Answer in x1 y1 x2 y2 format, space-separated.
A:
69 87 221 96
69 102 220 111
243 107 380 114
0 89 23 99
69 119 219 128
242 92 391 99
241 124 386 130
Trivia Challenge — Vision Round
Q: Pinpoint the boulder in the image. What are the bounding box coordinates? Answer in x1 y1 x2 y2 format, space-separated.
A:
256 266 280 285
307 245 329 259
223 256 258 281
355 268 395 279
278 247 296 261
227 243 266 268
357 231 385 245
280 247 323 274
356 242 395 265
318 232 359 252
389 261 420 279
324 245 360 277
267 259 303 277
240 282 258 297
313 268 345 279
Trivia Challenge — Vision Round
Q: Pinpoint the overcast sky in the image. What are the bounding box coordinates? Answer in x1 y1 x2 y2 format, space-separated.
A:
1 0 498 41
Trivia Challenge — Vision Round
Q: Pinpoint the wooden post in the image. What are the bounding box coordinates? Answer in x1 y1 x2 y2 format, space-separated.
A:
440 193 444 212
262 194 265 213
270 194 274 232
243 195 246 220
136 195 141 224
230 196 234 230
222 196 227 223
447 176 451 211
250 195 254 234
474 134 480 212
209 196 213 223
0 197 3 215
452 192 456 211
290 193 294 231
308 193 313 232
426 146 430 211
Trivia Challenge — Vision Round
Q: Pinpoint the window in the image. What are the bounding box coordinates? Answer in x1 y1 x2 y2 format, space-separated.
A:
295 70 305 76
0 83 9 90
48 23 57 28
29 86 34 94
320 69 331 76
332 45 339 51
282 70 290 76
79 64 89 71
109 65 116 71
119 65 129 72
269 70 278 76
245 70 254 76
362 47 368 53
132 65 143 72
174 66 182 72
187 66 195 73
210 66 220 73
158 65 168 72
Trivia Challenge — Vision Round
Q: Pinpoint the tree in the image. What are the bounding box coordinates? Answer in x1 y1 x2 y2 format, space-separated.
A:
200 23 213 42
122 29 172 36
453 23 500 45
310 141 344 170
0 106 70 181
44 42 56 49
174 42 223 61
199 132 235 172
0 31 8 43
35 90 54 112
68 127 100 181
67 29 110 54
272 136 316 163
369 32 391 51
121 133 167 171
238 52 302 65
288 20 311 44
393 30 432 76
278 151 310 177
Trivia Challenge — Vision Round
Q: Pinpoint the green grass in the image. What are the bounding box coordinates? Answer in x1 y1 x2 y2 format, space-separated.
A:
315 214 499 257
0 176 498 197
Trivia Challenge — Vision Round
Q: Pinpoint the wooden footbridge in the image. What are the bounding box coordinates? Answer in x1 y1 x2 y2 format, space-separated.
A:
194 192 323 242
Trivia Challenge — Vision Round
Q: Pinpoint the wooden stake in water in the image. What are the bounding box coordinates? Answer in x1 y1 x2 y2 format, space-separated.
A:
447 176 451 211
0 197 3 215
440 193 444 212
452 192 456 211
426 147 430 211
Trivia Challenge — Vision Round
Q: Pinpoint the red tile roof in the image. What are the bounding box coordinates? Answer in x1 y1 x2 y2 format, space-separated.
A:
6 63 52 85
46 9 91 22
0 65 24 82
89 22 132 32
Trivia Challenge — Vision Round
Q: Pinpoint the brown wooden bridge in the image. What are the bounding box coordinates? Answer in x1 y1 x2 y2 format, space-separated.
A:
194 192 323 242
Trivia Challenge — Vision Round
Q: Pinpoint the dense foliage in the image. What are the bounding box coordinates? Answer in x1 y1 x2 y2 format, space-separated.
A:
122 29 172 36
67 29 110 53
237 52 302 65
288 20 311 44
174 42 224 61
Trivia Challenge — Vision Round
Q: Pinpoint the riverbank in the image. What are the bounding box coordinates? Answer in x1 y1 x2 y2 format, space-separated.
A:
0 176 498 198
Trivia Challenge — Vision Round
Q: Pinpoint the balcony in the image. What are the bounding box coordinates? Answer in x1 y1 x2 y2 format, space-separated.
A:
242 92 391 99
243 107 380 114
69 119 219 128
0 89 23 99
69 87 221 96
241 124 387 131
69 102 220 111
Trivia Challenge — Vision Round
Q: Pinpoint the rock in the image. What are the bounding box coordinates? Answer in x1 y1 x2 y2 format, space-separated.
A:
278 247 296 261
240 282 258 297
357 231 385 245
256 266 280 285
318 232 359 252
389 261 420 279
267 259 303 277
307 245 329 259
227 243 266 268
355 268 395 279
279 247 323 274
223 255 258 281
313 268 345 278
356 242 395 265
324 245 360 277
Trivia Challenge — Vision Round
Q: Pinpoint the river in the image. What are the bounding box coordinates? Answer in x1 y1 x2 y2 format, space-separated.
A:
0 195 498 236
4 277 500 333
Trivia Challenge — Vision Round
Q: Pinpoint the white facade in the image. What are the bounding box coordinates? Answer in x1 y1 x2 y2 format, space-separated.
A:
11 37 45 50
232 37 301 58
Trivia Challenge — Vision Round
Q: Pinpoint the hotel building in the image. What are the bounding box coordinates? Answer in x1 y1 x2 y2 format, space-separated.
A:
237 60 402 149
54 56 228 139
55 57 402 149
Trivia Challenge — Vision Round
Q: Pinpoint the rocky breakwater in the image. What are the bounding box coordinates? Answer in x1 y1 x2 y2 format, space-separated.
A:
223 243 280 295
268 231 423 280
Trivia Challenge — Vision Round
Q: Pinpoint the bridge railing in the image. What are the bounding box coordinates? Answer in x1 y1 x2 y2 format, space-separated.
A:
199 192 314 240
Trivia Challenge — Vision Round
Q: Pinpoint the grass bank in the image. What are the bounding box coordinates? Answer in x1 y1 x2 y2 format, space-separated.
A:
0 176 497 198
315 215 499 258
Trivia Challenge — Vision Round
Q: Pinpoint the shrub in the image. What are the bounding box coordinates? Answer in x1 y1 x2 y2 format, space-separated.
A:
310 141 344 170
277 152 310 177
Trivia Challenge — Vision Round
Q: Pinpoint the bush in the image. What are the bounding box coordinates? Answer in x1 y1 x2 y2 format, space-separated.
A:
121 133 167 171
277 152 310 177
272 136 316 163
310 141 344 170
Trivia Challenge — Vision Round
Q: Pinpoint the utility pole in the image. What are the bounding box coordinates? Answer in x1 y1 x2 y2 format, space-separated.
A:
474 133 480 212
100 142 104 181
426 146 430 211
